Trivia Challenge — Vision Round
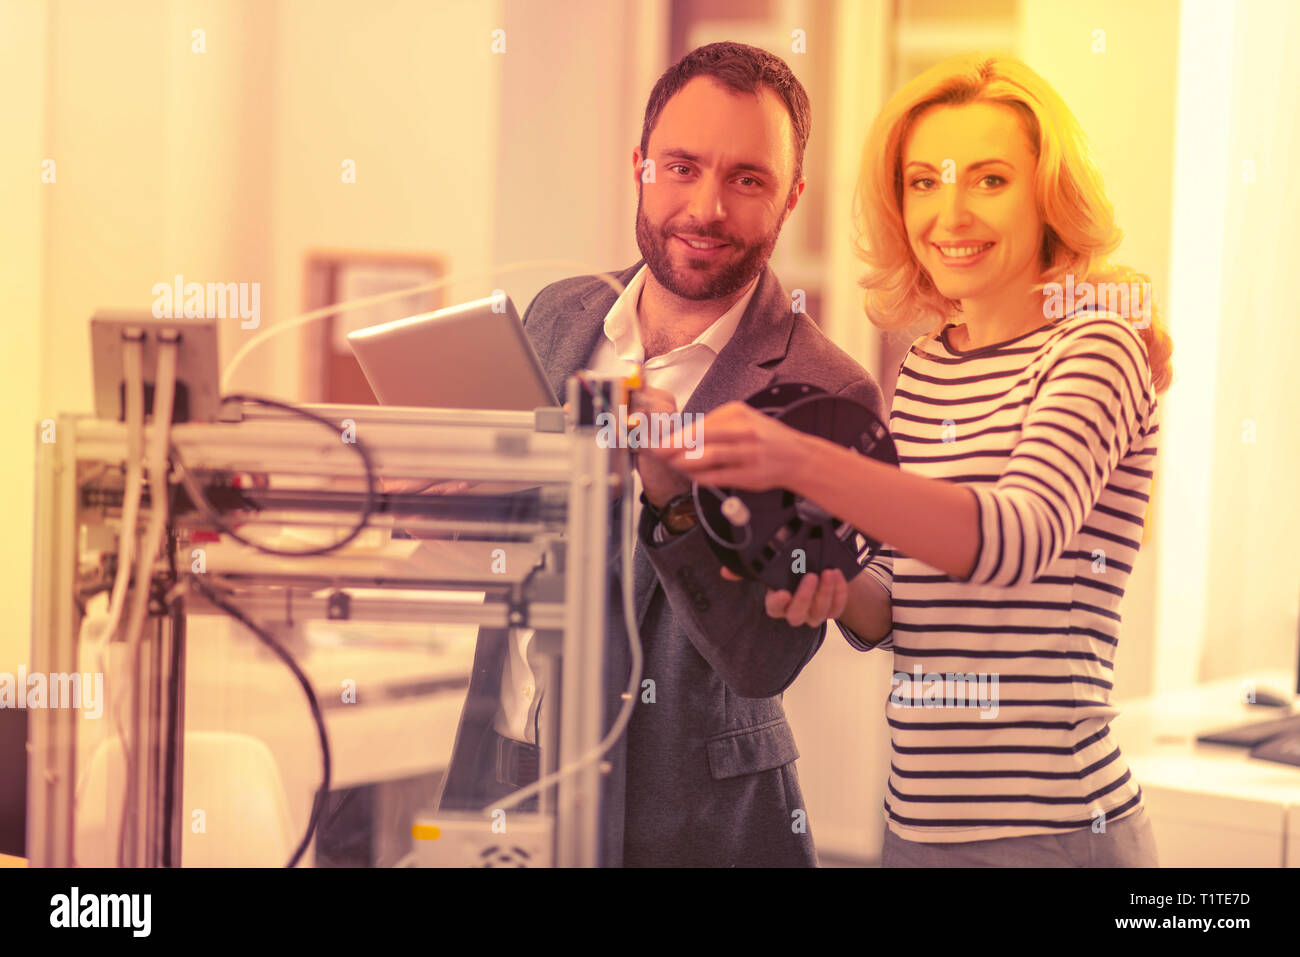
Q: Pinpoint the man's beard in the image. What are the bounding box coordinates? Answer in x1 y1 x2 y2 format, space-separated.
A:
635 191 784 302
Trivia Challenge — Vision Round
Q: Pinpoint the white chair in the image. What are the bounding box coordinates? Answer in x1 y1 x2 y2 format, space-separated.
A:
75 730 297 867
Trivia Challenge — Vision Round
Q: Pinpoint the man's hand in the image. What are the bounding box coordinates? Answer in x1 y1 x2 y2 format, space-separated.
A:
628 385 691 508
720 566 848 627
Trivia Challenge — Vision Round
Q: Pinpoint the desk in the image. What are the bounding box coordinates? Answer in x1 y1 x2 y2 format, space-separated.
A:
1111 671 1300 867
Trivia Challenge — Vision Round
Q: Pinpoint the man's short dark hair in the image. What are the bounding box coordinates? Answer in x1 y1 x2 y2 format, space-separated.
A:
640 41 812 189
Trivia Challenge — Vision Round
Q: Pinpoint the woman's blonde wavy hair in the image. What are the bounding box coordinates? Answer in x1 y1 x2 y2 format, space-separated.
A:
853 53 1173 394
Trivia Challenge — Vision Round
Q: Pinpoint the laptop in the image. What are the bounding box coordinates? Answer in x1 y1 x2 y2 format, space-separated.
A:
347 294 559 500
346 294 558 411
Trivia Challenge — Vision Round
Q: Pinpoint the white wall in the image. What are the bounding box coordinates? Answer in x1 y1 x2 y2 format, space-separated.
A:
491 0 662 312
1195 0 1300 683
1022 0 1300 697
1019 0 1180 699
257 0 503 396
0 0 49 677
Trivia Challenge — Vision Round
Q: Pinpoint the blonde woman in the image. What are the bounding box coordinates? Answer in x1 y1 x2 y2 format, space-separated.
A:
649 54 1173 867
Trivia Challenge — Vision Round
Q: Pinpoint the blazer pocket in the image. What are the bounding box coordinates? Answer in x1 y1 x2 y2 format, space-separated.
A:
705 718 800 780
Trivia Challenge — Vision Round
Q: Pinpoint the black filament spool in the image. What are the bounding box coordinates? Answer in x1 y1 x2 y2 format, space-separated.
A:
693 382 898 593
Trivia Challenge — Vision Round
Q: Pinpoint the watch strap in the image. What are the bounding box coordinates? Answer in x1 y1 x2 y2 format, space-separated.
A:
660 492 698 534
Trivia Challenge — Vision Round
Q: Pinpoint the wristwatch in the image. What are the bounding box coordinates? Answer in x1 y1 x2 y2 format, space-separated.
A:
657 492 699 535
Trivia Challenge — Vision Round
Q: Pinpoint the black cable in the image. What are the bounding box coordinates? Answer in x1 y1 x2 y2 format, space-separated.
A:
187 574 332 869
171 394 377 557
162 523 183 867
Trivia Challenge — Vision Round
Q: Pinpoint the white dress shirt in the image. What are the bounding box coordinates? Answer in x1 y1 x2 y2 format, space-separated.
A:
494 265 760 744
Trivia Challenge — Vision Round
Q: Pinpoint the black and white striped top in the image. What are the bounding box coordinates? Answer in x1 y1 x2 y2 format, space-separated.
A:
840 310 1159 842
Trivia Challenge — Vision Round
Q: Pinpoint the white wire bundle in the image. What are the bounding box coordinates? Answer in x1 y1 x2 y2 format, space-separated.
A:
92 336 146 662
73 335 147 850
114 335 179 865
121 335 178 662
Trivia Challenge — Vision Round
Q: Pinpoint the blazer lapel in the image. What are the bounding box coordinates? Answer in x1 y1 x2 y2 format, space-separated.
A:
682 265 794 415
541 263 640 403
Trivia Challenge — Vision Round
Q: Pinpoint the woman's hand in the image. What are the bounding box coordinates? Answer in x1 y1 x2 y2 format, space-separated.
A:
721 566 848 627
646 400 814 493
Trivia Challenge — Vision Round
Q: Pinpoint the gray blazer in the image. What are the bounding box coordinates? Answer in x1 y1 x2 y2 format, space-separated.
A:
436 261 883 866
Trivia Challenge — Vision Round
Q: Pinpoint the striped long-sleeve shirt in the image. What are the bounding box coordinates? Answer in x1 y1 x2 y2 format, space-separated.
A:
839 310 1159 842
